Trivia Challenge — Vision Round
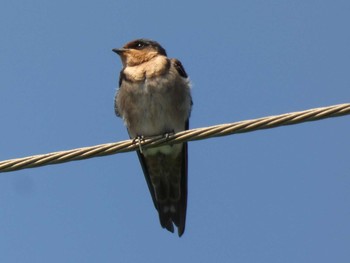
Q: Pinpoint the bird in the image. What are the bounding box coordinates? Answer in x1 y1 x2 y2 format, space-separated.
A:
112 39 192 236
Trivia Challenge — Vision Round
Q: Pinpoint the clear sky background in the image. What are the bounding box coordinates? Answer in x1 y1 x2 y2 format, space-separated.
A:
1 0 350 262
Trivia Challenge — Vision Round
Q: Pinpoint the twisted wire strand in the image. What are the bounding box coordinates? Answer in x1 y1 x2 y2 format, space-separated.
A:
0 103 349 173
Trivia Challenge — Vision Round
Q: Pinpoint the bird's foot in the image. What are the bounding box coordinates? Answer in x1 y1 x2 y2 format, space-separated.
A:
133 135 145 154
163 131 175 146
163 130 175 140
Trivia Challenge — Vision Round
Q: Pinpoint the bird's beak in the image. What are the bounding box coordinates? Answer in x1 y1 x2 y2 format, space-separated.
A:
112 48 128 55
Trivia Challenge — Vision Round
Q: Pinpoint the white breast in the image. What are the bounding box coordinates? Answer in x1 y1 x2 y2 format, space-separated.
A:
116 58 192 143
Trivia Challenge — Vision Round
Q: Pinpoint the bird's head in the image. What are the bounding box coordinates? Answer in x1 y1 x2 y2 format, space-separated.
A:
113 39 167 67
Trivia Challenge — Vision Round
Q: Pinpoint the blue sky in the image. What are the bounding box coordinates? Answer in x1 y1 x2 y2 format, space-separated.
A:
1 0 350 262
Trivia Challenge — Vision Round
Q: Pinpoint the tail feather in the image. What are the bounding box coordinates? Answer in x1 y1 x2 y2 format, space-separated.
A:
136 142 188 237
158 201 185 236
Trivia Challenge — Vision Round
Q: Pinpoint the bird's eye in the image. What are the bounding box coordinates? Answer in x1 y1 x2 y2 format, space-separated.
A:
134 42 146 49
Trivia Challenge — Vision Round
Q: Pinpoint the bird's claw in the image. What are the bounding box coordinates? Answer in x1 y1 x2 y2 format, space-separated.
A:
163 131 175 147
163 130 175 139
133 135 145 154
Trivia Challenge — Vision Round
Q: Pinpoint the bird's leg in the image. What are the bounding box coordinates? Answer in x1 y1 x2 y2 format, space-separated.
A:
133 135 145 154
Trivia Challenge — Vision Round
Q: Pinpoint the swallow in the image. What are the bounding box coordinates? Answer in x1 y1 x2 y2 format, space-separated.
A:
113 39 192 236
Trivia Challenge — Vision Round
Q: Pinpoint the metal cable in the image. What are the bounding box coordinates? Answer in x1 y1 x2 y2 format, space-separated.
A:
0 103 349 173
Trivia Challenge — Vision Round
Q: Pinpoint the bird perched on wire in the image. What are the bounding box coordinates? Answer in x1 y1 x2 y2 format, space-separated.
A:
113 39 192 236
